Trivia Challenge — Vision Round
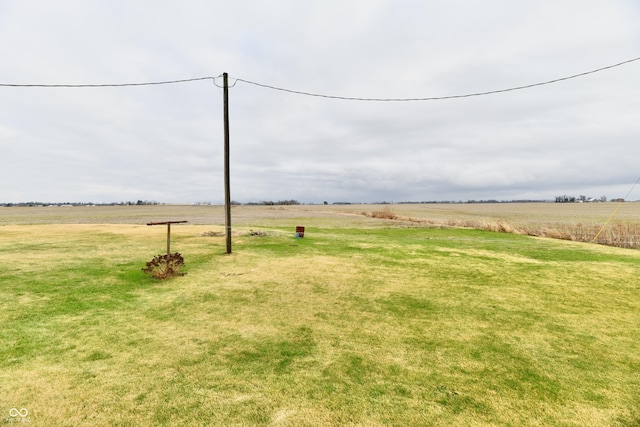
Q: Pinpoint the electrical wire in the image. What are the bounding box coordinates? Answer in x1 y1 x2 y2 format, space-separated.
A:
0 76 217 88
212 76 238 89
232 56 640 101
0 55 638 100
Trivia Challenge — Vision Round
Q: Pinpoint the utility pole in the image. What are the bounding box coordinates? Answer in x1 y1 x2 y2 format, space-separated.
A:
223 72 232 254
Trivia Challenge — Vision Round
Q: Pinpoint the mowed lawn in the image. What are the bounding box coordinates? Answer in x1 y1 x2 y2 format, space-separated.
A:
1 221 639 426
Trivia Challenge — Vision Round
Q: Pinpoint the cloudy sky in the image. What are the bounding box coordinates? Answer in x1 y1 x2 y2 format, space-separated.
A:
1 1 639 204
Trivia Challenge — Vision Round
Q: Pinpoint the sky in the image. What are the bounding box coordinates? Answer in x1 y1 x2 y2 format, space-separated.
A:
1 0 639 204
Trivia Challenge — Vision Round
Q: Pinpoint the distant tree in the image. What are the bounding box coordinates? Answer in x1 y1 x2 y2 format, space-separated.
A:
555 195 576 203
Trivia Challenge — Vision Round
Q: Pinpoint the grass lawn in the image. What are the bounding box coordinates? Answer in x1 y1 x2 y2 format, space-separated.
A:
1 221 639 425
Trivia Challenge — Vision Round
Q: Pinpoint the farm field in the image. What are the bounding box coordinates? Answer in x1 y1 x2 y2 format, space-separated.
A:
3 202 640 248
2 202 640 226
1 204 639 425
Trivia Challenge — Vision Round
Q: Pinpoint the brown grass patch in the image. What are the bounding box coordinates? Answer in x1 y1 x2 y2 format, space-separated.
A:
355 206 640 249
363 207 398 220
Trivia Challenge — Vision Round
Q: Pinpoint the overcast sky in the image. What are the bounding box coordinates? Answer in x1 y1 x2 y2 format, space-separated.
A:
1 1 639 204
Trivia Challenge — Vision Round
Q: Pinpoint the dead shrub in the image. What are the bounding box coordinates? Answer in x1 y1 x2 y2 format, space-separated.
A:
142 253 185 279
369 207 398 220
200 231 225 237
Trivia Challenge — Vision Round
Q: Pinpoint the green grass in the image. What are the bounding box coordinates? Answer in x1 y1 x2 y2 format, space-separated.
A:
1 223 639 425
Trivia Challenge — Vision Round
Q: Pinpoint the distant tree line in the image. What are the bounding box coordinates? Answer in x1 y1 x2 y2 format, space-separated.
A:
1 200 160 207
397 200 548 204
5 197 630 208
243 200 301 206
555 195 609 203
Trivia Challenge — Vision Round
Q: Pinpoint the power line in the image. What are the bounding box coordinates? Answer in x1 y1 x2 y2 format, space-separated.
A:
0 55 638 100
233 56 640 101
0 76 216 88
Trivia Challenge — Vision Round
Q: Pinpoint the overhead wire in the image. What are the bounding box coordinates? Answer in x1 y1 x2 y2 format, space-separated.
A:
0 55 638 100
0 76 217 88
212 77 238 89
231 56 640 101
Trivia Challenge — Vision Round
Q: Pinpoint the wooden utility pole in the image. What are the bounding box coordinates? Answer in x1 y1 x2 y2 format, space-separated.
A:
223 72 232 254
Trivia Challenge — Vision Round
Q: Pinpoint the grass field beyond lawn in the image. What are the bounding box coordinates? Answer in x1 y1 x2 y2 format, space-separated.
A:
1 224 639 426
